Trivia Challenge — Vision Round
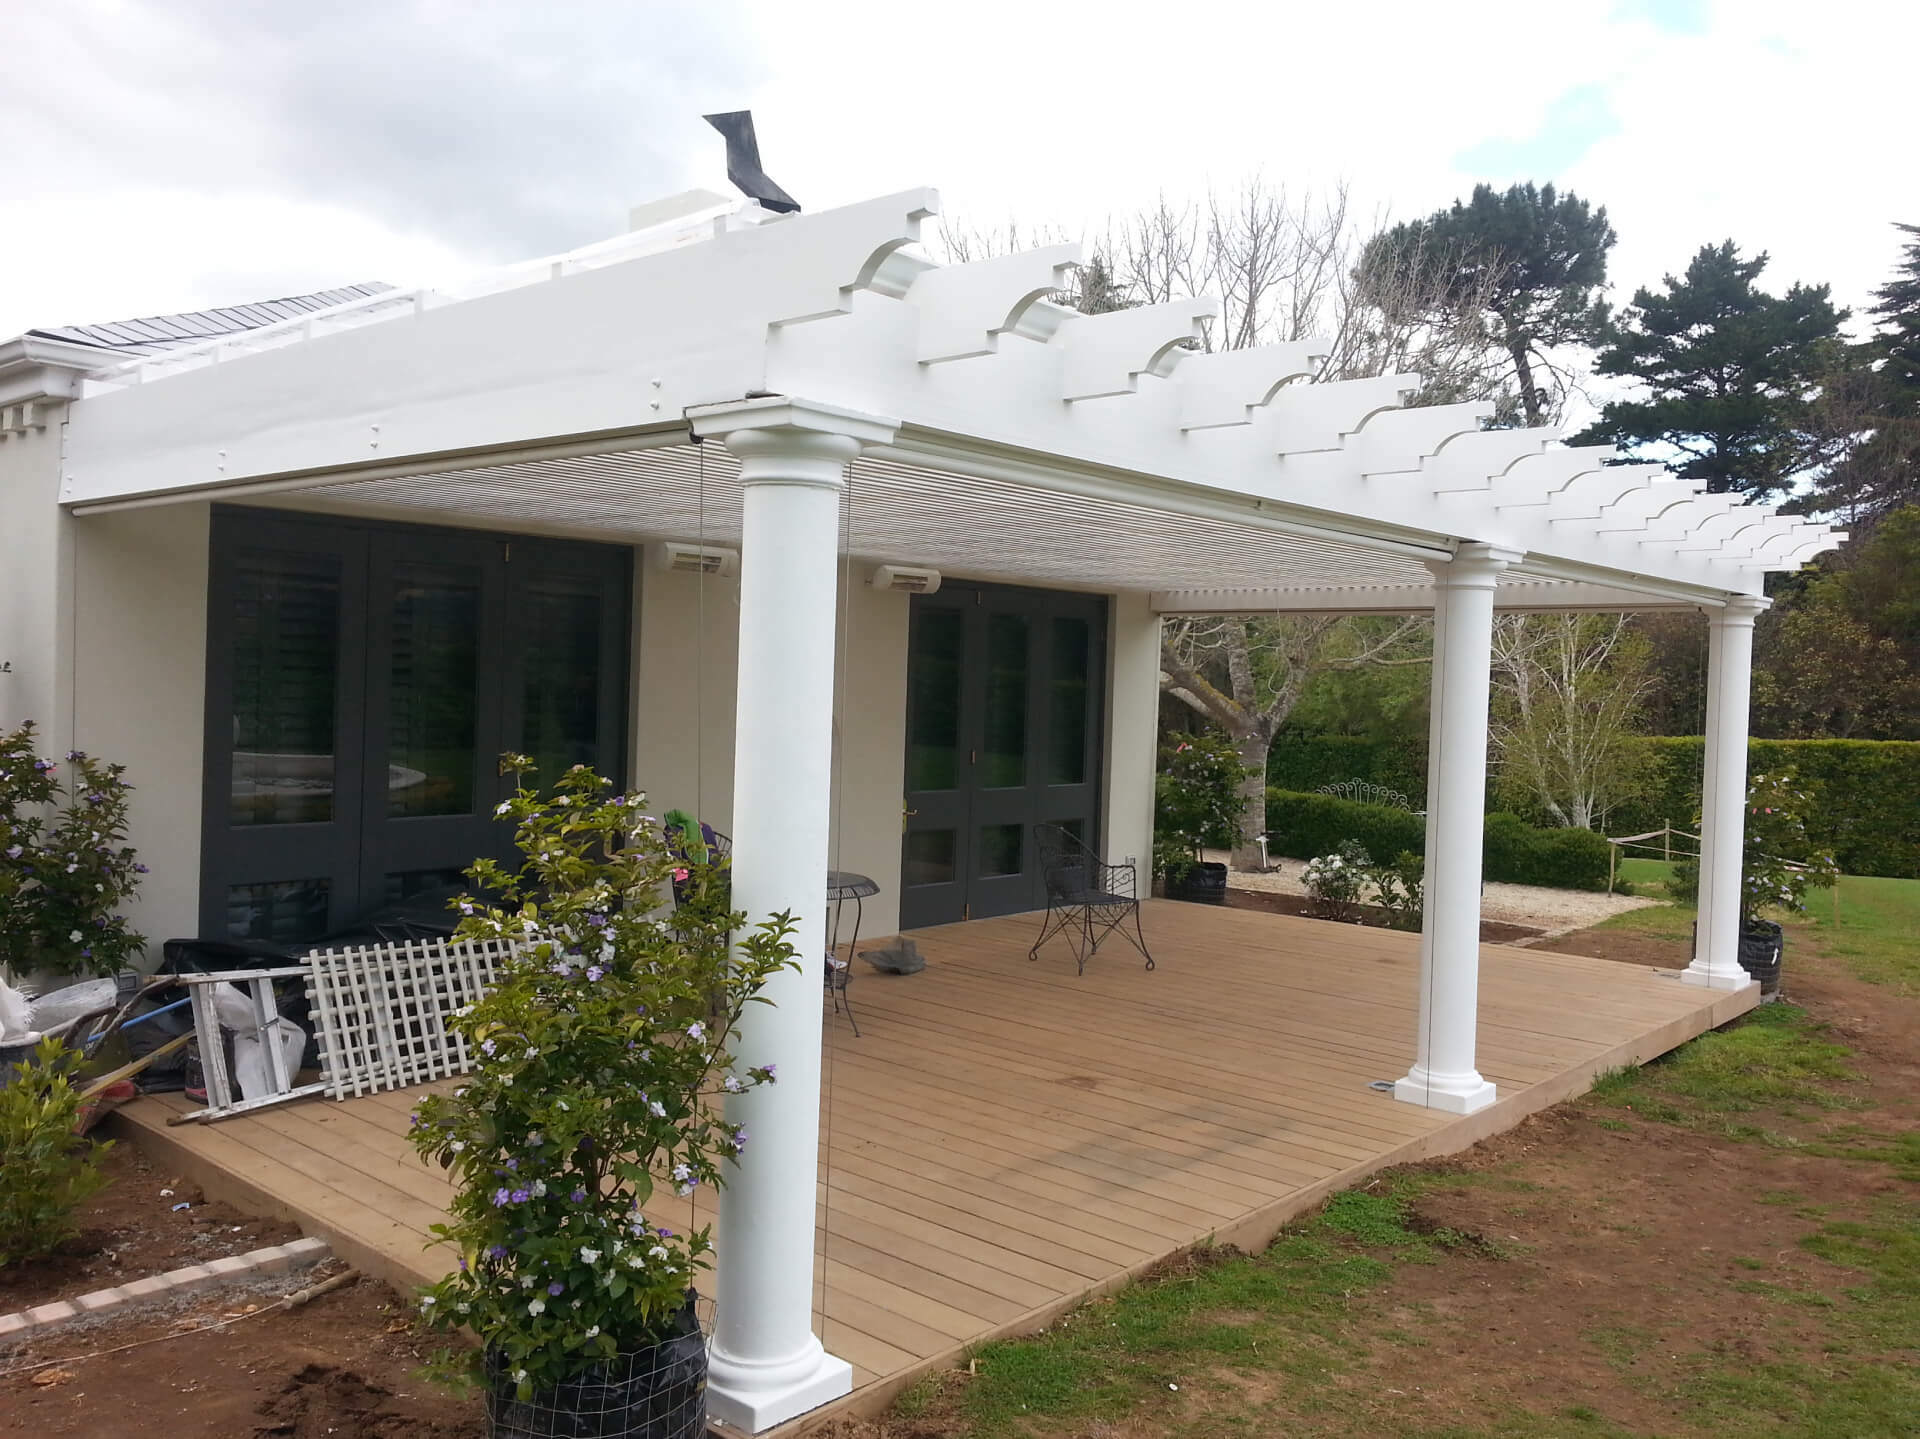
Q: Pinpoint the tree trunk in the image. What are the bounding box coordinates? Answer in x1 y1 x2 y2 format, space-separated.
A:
1232 732 1271 871
1508 336 1545 428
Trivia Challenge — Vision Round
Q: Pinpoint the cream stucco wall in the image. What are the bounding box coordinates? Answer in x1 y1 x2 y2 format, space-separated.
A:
0 420 75 741
69 504 210 951
1103 590 1161 878
630 556 911 939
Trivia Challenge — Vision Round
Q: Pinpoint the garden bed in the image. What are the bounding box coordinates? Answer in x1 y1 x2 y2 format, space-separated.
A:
1220 886 1544 944
0 1144 297 1316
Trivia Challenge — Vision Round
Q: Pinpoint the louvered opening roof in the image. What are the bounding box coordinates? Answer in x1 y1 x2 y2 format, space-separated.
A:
283 440 1683 608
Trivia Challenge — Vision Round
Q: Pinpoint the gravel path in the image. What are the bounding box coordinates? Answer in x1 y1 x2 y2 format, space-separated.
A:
1204 850 1662 934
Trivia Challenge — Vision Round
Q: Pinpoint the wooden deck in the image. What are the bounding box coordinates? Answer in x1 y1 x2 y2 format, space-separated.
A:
114 901 1753 1433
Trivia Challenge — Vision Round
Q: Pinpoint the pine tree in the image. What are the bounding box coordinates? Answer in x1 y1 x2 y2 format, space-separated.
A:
1363 182 1615 426
1575 242 1845 499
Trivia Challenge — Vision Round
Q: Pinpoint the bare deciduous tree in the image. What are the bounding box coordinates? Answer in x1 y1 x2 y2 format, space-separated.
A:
1159 614 1429 866
1488 614 1655 830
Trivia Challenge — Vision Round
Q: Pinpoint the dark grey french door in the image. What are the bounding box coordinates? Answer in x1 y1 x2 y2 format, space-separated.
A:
201 508 631 943
900 582 1106 928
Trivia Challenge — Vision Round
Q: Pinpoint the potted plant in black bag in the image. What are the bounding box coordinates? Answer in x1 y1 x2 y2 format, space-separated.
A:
1674 771 1838 994
408 758 798 1439
1153 735 1249 905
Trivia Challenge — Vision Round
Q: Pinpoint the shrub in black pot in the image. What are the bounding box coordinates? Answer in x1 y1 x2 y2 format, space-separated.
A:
1672 772 1838 995
408 758 800 1439
1154 735 1250 904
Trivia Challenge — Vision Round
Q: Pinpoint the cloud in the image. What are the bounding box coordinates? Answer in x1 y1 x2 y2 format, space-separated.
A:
0 0 767 333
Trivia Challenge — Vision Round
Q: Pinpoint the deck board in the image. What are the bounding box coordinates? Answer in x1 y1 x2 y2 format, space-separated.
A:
113 900 1753 1434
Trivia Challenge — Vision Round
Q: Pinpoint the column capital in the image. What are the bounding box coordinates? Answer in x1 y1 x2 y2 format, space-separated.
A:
687 394 900 448
1426 541 1525 590
688 396 901 492
1706 592 1771 626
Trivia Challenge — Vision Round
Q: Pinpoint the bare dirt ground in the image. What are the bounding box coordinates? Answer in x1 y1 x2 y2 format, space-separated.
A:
0 1266 485 1438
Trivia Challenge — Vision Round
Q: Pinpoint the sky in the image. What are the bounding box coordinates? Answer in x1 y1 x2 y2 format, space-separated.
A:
3 0 1914 349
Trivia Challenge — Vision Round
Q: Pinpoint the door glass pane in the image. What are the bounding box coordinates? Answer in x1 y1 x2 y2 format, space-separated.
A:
226 878 331 943
907 608 963 792
388 566 480 817
981 613 1029 788
229 551 341 826
904 829 957 886
384 868 469 908
520 580 605 788
979 823 1023 878
1049 616 1091 785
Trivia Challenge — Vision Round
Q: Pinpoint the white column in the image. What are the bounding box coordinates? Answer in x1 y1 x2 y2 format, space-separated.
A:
689 398 898 1434
1395 543 1520 1115
1682 594 1768 989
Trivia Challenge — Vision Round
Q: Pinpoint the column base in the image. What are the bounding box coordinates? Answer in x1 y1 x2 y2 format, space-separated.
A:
1677 961 1756 991
1392 1068 1497 1114
707 1337 852 1434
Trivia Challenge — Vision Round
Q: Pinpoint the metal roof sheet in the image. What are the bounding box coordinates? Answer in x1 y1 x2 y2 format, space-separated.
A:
29 283 391 354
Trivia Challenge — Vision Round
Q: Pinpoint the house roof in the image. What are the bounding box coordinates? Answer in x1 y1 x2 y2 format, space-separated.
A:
29 284 392 354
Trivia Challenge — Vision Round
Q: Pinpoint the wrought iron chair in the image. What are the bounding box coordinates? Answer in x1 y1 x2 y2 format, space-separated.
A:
1029 823 1154 975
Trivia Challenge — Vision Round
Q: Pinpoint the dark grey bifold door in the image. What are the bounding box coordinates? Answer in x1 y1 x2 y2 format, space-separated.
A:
201 508 631 944
899 582 1106 929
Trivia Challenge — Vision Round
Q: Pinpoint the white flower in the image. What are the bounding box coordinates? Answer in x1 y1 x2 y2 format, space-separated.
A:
524 1047 539 1060
529 1180 547 1198
627 1253 645 1269
723 1075 742 1092
450 1140 466 1153
495 802 512 816
456 1301 470 1313
586 1325 599 1338
419 1295 435 1307
528 1298 545 1316
579 1247 601 1264
521 1274 536 1288
648 1100 666 1118
648 1244 669 1260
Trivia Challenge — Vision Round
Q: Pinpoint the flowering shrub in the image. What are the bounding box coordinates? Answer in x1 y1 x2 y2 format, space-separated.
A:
407 758 799 1399
1672 771 1840 926
1153 735 1250 882
0 722 147 979
1303 841 1373 922
0 1038 112 1265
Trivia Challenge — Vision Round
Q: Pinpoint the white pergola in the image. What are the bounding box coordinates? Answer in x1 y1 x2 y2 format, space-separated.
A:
55 188 1836 1432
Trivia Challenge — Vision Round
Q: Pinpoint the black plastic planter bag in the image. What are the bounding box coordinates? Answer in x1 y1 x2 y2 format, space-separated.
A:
486 1299 706 1439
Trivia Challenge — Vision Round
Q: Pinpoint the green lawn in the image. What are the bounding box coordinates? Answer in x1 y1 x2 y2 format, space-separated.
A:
1606 860 1920 995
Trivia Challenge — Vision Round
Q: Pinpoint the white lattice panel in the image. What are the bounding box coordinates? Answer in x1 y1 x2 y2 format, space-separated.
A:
305 937 519 1100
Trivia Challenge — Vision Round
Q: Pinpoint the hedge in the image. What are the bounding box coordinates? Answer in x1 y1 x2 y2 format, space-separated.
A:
1266 734 1428 807
1271 733 1920 879
1605 738 1920 879
1264 788 1613 891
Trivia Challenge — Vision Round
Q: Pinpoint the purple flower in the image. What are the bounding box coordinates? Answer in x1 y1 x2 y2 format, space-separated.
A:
587 914 607 928
487 1244 507 1260
491 1188 512 1208
547 1281 564 1296
570 1188 587 1203
504 1158 518 1172
510 1188 530 1205
458 1257 469 1272
5 846 21 860
133 862 150 874
585 965 604 982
